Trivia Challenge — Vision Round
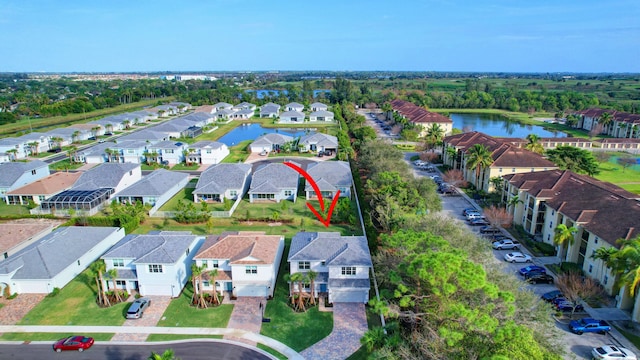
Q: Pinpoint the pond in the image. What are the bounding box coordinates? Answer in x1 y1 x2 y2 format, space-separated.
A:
244 89 330 99
451 113 567 138
217 123 315 146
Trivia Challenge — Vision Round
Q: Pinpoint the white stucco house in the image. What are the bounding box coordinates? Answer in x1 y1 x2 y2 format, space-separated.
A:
285 102 304 112
259 103 280 118
309 102 328 112
288 232 372 303
186 141 229 165
279 111 305 123
309 110 334 122
0 226 126 295
304 161 353 200
193 163 252 203
101 231 205 297
298 133 338 154
193 231 285 298
249 133 294 154
115 169 189 214
248 163 299 203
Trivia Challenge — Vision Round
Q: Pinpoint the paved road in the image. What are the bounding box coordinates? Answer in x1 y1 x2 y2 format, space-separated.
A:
0 341 272 360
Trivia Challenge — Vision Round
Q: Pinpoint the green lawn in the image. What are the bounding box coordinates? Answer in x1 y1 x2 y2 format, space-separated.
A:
257 343 288 360
171 163 200 171
146 334 223 341
49 159 85 171
593 153 640 194
156 283 233 328
18 268 128 326
222 140 251 163
159 179 198 210
260 241 333 352
0 201 30 216
0 332 114 341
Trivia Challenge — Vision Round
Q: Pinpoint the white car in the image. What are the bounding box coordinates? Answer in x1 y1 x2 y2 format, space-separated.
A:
414 160 426 166
592 345 637 360
503 252 532 263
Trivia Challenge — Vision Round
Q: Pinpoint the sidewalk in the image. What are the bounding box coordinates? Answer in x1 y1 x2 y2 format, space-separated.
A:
0 325 303 360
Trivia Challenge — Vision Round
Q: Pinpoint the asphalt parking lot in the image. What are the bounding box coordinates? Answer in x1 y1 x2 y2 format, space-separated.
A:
402 151 635 360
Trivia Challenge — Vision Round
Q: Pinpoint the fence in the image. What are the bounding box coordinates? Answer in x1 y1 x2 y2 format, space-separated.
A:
150 195 243 219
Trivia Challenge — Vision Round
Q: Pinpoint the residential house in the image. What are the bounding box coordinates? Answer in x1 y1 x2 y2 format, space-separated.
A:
0 161 50 199
501 137 593 150
249 133 294 153
279 110 305 123
0 226 126 295
259 103 280 118
573 108 640 138
88 116 125 134
193 231 284 297
148 118 195 139
194 105 215 114
73 162 142 195
193 163 252 203
304 161 352 200
0 138 29 160
234 102 257 112
151 104 179 117
597 138 640 151
118 129 168 144
285 102 304 112
310 102 328 112
309 110 334 122
101 231 204 297
115 169 189 214
213 108 236 121
127 110 158 124
502 169 640 320
232 108 255 119
248 163 299 203
75 142 115 164
186 141 229 165
6 171 82 205
213 102 234 111
442 131 557 192
169 102 192 112
45 127 89 147
288 232 372 303
17 132 51 155
389 99 453 136
115 140 149 164
147 140 188 165
298 133 338 154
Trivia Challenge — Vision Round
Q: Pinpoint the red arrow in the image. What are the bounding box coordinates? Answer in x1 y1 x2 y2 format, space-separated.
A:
284 161 340 227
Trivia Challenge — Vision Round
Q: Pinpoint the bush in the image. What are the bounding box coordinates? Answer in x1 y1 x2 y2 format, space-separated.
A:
534 242 557 256
7 292 19 300
46 287 61 298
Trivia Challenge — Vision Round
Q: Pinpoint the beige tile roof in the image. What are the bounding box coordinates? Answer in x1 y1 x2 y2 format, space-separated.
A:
0 219 64 254
6 171 82 196
195 231 283 265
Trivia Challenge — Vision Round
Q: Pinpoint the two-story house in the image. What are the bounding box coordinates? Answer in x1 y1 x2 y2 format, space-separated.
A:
288 232 372 303
193 231 284 298
186 141 229 165
0 161 50 200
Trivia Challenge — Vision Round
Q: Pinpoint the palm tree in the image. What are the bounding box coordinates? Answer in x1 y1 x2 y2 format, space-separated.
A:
506 194 523 212
307 270 317 305
50 136 64 151
107 268 123 303
283 273 295 305
465 144 494 192
190 263 207 308
591 247 617 282
565 114 579 128
424 123 445 150
445 146 458 167
71 130 80 144
91 126 101 138
290 272 307 312
207 268 220 305
90 260 110 307
27 141 39 156
149 349 179 360
599 112 613 135
67 145 77 164
553 224 578 261
524 134 544 154
607 237 640 296
6 149 17 161
123 120 131 130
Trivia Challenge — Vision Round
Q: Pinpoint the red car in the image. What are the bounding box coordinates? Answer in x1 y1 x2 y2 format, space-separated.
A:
53 336 94 352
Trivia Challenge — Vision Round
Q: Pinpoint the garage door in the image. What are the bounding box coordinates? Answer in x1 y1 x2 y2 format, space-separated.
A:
330 290 366 303
235 285 267 297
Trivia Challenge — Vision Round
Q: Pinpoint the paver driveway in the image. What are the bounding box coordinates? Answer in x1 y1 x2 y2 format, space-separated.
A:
111 296 172 342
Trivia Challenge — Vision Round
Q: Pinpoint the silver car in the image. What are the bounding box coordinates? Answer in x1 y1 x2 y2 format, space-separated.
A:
126 298 151 319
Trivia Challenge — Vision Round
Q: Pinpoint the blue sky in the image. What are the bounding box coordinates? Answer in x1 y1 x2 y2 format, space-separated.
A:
1 0 638 73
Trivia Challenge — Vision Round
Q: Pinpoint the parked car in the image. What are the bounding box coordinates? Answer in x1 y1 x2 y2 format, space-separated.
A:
555 300 584 312
525 273 554 284
479 226 502 235
126 297 151 319
462 208 478 216
492 239 520 250
466 212 484 221
541 290 563 302
414 160 426 166
518 265 546 276
53 336 94 352
569 318 611 335
469 218 490 226
503 252 532 263
592 345 637 360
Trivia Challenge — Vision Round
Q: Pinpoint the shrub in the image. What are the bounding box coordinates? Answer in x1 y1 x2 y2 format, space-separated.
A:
46 287 61 298
7 292 19 300
560 262 584 275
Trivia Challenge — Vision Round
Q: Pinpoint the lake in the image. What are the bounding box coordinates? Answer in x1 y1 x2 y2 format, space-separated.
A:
244 89 331 99
217 123 315 146
451 113 567 138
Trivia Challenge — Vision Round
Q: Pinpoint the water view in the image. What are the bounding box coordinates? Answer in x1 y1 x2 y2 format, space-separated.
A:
451 113 567 138
218 123 315 146
244 89 331 99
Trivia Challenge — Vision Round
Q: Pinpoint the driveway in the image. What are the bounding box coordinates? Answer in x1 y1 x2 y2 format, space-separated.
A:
301 303 368 360
224 297 264 346
111 295 172 342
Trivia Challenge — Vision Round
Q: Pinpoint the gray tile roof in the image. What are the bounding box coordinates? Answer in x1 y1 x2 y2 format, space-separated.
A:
259 105 279 114
299 133 338 148
194 163 251 195
310 102 328 109
310 110 334 117
17 132 48 142
304 161 351 192
252 133 294 147
280 111 305 118
73 163 139 190
0 226 122 279
249 163 299 193
102 231 201 264
288 232 372 267
188 141 225 150
286 102 304 109
0 160 49 187
118 130 167 142
116 169 188 197
213 102 233 109
77 142 115 157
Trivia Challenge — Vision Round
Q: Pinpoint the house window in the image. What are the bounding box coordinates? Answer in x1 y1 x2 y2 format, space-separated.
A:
77 260 81 266
499 168 502 173
511 168 516 172
165 149 174 154
299 261 310 270
212 260 219 268
116 280 126 287
113 259 125 267
186 248 190 256
595 237 599 244
202 260 208 268
341 267 356 276
604 275 609 285
31 170 37 175
321 261 326 266
38 195 45 202
203 281 210 287
303 283 311 290
588 264 593 273
149 264 163 273
230 190 237 197
206 150 212 154
284 190 293 196
245 266 257 274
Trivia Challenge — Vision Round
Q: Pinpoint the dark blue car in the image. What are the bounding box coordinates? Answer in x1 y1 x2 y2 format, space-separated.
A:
519 265 546 276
